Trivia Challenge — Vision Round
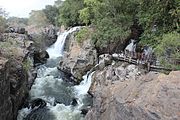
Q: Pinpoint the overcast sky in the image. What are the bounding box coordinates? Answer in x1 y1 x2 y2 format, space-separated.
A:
0 0 56 18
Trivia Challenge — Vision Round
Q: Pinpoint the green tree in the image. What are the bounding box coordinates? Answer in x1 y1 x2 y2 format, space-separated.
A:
54 0 64 7
58 0 84 27
43 5 59 25
0 8 7 33
155 31 180 69
137 0 180 46
80 0 139 48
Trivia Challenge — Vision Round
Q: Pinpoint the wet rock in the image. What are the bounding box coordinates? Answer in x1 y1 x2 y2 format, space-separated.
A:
25 108 55 120
33 50 49 66
71 98 78 106
29 98 47 109
81 109 89 115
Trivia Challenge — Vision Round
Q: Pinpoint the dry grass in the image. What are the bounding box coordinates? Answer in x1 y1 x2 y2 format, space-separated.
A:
0 37 27 60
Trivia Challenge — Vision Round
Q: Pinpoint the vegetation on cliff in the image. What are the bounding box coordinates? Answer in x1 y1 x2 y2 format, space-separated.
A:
57 0 179 69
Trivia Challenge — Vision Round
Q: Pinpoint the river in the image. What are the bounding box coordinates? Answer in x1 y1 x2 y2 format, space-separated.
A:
17 27 93 120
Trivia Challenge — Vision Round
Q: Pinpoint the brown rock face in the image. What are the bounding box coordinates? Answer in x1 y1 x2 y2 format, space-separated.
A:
59 31 97 81
0 58 29 120
86 63 180 120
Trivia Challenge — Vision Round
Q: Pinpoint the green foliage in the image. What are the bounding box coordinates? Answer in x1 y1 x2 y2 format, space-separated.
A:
0 8 7 33
28 10 49 27
23 59 32 71
79 7 91 25
155 31 180 69
43 5 59 25
0 16 6 33
58 0 84 27
54 0 64 7
138 0 179 45
82 0 138 48
92 17 130 48
75 27 91 44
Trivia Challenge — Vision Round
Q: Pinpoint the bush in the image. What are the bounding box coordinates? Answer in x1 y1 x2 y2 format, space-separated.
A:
155 31 180 70
23 59 32 71
75 27 91 45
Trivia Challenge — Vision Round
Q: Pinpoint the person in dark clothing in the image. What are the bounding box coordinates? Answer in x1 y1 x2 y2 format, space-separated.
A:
135 45 144 64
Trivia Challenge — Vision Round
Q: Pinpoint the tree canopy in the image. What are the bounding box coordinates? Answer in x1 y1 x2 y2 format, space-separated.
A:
56 0 179 68
43 5 59 25
58 0 84 27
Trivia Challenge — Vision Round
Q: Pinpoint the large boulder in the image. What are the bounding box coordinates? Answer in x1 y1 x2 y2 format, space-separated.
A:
59 30 97 81
33 50 49 66
86 63 180 120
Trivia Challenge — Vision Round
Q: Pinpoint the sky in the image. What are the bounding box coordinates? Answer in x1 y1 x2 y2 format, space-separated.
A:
0 0 56 18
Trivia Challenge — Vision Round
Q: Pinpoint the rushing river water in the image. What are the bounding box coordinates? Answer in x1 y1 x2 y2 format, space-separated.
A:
17 27 93 120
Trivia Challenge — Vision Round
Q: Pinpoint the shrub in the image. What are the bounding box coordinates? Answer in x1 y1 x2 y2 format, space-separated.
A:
155 31 180 70
23 59 32 71
75 27 91 45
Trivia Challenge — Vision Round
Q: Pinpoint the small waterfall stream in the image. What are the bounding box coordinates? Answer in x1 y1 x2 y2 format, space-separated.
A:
17 27 93 120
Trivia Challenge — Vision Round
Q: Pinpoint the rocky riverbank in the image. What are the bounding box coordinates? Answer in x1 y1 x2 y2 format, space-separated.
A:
0 33 37 120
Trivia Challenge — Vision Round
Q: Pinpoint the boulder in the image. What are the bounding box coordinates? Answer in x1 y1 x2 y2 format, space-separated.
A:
71 98 78 106
86 63 180 120
98 54 112 70
18 28 26 34
33 50 49 66
59 30 97 81
28 98 47 109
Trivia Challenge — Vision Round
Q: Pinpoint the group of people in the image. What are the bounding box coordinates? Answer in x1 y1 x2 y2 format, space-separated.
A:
124 39 153 64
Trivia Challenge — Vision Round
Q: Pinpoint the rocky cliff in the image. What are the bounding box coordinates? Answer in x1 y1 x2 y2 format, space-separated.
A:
86 60 180 120
0 33 35 120
58 30 97 82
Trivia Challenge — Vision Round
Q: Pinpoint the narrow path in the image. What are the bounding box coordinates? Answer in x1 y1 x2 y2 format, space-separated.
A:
112 55 173 72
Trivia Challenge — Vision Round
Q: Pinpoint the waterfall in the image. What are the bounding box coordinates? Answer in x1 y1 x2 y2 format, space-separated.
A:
17 27 93 120
47 27 80 58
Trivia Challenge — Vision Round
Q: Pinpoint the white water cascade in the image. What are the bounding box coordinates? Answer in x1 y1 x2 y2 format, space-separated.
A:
47 27 80 58
17 27 93 120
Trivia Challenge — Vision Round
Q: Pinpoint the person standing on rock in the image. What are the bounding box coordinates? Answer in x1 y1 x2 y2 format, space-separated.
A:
135 44 144 64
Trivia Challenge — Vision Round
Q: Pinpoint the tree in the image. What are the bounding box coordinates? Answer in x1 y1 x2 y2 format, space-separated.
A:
43 5 59 25
80 0 139 48
54 0 64 7
155 31 180 69
58 0 84 27
0 8 7 33
137 0 180 46
28 10 49 27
